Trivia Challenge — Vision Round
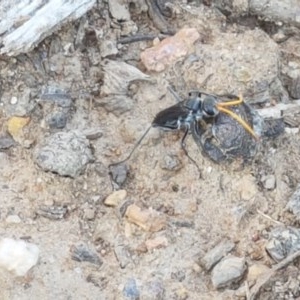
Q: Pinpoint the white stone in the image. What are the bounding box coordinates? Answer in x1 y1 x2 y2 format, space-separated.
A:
10 96 18 104
0 238 39 276
5 215 21 223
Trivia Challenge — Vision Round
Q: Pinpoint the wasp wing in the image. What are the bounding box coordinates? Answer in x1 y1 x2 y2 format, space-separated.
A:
152 102 189 130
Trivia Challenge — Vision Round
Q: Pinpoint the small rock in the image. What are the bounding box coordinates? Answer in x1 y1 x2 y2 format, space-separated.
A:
7 116 30 141
145 236 168 251
285 127 300 134
288 76 300 99
84 208 96 220
0 152 9 165
262 174 276 190
71 244 102 266
140 28 200 72
0 134 16 149
250 0 300 30
211 256 247 289
247 264 270 283
109 163 129 187
5 214 21 224
125 204 166 232
200 239 235 271
36 205 67 220
46 111 68 129
34 131 94 177
100 39 118 58
173 287 189 299
120 20 138 36
86 272 108 289
104 190 127 207
286 184 300 219
114 244 132 269
0 238 39 276
94 162 108 177
248 243 265 261
83 128 103 140
235 174 258 201
4 89 36 117
123 278 140 300
266 226 300 262
235 286 248 298
108 0 130 21
10 96 18 104
272 31 288 43
39 86 72 108
263 118 285 138
160 154 182 171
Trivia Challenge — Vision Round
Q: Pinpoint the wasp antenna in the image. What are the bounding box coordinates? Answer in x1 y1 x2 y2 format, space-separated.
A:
217 94 244 107
109 126 152 168
167 86 182 103
217 106 259 140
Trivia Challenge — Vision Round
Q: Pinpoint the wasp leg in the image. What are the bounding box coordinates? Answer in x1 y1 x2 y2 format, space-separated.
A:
217 94 244 107
181 128 202 177
199 124 227 163
109 126 152 168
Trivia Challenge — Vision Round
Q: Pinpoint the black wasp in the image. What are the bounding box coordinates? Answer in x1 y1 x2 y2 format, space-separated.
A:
109 88 259 177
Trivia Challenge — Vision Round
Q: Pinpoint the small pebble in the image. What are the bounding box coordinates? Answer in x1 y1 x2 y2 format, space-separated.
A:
86 272 108 289
141 28 200 72
123 278 140 300
34 131 93 178
7 116 30 140
286 184 300 219
211 256 247 288
160 154 182 171
46 111 68 129
104 190 127 207
114 245 132 269
0 238 39 276
10 96 18 104
125 204 166 232
36 205 67 220
145 236 168 251
5 214 21 224
247 264 270 282
83 128 103 140
71 244 102 266
0 135 16 149
109 163 129 187
266 226 300 262
200 239 235 271
84 208 96 220
285 127 299 135
262 174 276 190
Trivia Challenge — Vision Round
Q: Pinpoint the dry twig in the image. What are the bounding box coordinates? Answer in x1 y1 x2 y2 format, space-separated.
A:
248 250 300 300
